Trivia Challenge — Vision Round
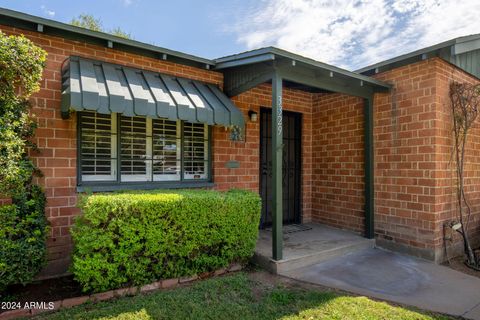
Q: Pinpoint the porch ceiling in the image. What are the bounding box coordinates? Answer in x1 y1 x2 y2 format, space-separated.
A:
214 47 391 98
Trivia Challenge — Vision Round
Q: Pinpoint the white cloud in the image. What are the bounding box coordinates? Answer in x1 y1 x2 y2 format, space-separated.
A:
40 5 55 17
123 0 133 6
232 0 480 70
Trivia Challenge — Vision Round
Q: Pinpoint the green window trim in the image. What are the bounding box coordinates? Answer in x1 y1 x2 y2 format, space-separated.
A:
77 111 212 191
76 181 215 193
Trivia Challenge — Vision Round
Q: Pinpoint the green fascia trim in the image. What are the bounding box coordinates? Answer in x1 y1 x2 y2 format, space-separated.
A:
270 48 391 89
0 7 214 68
356 40 456 74
214 53 275 70
453 38 480 55
77 181 215 193
356 34 480 76
215 48 275 63
62 56 245 128
215 47 391 91
224 62 384 99
277 68 375 99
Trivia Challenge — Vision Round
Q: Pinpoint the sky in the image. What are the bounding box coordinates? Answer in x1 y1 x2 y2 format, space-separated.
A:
1 0 480 70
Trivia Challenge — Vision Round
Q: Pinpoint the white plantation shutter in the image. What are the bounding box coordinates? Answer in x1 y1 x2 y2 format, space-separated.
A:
120 116 150 182
183 122 208 180
152 119 181 181
80 112 117 181
79 112 209 184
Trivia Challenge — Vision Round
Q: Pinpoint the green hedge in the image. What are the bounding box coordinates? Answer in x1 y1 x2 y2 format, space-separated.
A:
71 189 261 292
0 187 48 292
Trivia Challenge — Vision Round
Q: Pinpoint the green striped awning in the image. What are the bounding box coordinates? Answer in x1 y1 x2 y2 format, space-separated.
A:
61 56 245 128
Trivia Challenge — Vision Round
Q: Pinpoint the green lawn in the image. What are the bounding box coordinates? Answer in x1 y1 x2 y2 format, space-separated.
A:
34 273 451 320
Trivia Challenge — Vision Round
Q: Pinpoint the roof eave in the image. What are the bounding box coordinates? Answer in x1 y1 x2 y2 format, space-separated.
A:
355 41 455 75
215 47 391 91
356 34 480 75
0 7 215 68
269 47 391 90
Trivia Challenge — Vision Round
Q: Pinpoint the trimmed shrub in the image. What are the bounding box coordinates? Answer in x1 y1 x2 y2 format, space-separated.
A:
71 189 261 292
0 186 48 292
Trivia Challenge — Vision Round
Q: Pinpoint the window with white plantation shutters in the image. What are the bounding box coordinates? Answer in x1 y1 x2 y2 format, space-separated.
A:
152 119 181 181
79 112 117 181
120 116 150 182
78 112 210 185
183 122 208 180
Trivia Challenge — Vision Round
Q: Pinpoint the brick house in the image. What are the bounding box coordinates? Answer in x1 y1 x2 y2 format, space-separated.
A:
1 8 479 278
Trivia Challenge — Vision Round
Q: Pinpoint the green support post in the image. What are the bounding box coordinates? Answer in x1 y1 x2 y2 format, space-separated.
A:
364 97 374 239
272 72 283 260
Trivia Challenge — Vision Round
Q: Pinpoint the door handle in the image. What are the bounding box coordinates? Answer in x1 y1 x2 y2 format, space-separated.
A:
261 165 268 175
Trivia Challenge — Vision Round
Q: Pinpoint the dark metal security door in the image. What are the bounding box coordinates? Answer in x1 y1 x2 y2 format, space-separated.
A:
260 108 301 228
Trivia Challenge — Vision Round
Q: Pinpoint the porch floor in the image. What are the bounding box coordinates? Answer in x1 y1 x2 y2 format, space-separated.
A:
254 223 374 274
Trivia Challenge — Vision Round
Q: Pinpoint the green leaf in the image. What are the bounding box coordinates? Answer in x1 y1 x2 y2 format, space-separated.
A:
71 189 261 293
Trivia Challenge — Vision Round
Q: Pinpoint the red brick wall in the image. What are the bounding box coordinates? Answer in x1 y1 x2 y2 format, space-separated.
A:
372 59 441 260
311 94 365 234
214 83 314 222
433 59 480 261
0 25 315 277
4 23 480 276
311 58 480 261
373 58 480 261
0 25 224 277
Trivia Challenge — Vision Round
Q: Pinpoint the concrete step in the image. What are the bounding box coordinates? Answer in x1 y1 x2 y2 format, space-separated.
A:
253 224 375 275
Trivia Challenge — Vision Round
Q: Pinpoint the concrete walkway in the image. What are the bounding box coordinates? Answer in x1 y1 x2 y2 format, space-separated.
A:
255 223 374 273
283 248 480 319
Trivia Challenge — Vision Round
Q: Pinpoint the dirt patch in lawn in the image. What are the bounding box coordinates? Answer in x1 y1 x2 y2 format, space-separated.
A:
246 269 346 303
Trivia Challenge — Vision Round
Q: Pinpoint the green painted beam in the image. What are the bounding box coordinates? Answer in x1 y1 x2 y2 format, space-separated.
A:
216 47 391 91
225 71 273 98
364 97 374 239
272 72 283 261
278 68 375 99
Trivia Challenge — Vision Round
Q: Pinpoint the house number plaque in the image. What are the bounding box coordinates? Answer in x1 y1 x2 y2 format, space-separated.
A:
277 95 283 136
